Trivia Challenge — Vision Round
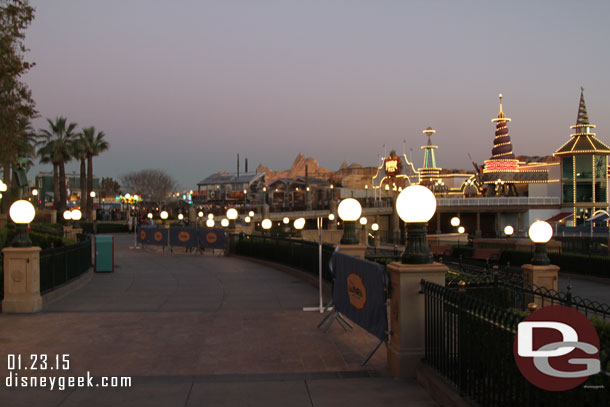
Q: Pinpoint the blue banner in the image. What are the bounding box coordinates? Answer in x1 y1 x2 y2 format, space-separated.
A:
137 226 226 249
331 251 388 341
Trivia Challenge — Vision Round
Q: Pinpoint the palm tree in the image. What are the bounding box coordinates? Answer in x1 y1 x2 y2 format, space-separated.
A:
38 117 78 215
71 135 88 218
82 127 109 217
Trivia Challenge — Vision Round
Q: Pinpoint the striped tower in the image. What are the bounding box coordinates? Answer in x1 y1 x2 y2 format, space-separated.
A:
484 94 519 173
418 127 441 185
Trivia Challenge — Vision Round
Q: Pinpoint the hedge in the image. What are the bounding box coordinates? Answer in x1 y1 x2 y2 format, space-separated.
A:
499 249 610 279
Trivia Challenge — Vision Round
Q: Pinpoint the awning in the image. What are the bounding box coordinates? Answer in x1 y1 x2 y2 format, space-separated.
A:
589 211 609 223
545 212 573 223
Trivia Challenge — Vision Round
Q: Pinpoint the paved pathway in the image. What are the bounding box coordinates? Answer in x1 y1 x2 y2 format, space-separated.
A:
0 234 436 406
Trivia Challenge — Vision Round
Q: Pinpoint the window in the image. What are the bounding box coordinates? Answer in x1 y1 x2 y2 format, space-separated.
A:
575 156 593 179
562 157 573 180
576 183 593 202
562 183 573 203
594 156 607 178
595 180 607 203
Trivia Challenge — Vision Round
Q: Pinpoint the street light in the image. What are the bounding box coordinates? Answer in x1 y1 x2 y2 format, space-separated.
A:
208 213 214 220
248 210 254 217
328 213 335 221
32 188 38 196
283 217 289 224
261 218 272 234
9 200 36 247
294 217 305 229
528 220 553 265
458 226 465 234
147 213 153 220
206 218 215 228
90 191 96 198
226 208 238 229
396 185 437 264
220 218 229 228
450 217 460 227
71 209 82 222
359 217 368 230
338 198 362 244
245 216 251 223
63 210 72 221
198 211 204 218
504 225 514 237
0 180 7 192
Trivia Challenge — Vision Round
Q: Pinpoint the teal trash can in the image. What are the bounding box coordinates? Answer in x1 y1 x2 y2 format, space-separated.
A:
95 235 114 272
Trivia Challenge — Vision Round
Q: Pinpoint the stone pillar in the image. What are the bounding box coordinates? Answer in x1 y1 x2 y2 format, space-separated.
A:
387 261 447 379
522 263 559 292
475 212 482 237
2 247 43 313
435 212 442 234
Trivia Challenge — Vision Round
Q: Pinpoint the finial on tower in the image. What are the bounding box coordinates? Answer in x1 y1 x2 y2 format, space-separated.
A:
493 93 510 122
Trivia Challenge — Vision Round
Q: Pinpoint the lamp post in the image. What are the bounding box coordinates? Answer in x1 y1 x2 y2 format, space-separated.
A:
528 220 552 265
160 210 168 226
9 200 36 247
359 216 367 230
386 184 447 380
3 199 42 313
197 211 204 227
226 208 238 230
293 217 305 237
338 198 362 244
261 218 272 236
395 185 437 264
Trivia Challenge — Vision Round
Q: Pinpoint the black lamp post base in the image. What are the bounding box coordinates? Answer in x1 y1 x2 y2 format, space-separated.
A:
340 221 359 244
11 224 32 247
401 222 433 264
531 242 550 266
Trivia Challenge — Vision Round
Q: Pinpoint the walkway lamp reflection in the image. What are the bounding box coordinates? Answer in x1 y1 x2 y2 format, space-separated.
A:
396 185 436 264
338 198 362 244
528 220 553 265
9 200 36 247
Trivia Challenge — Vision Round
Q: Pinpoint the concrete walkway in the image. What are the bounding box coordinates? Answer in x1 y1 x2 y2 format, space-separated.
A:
0 234 436 406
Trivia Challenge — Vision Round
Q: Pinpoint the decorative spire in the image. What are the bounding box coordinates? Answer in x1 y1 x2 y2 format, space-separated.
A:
576 87 590 125
422 127 437 169
490 93 515 159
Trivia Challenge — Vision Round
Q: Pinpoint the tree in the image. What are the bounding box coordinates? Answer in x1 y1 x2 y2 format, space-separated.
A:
0 0 36 211
81 126 109 218
37 117 78 215
71 134 87 217
100 177 121 198
120 169 177 205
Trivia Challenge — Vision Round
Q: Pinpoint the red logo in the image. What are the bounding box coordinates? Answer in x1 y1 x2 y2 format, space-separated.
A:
513 305 600 391
178 231 190 242
206 232 217 244
154 231 163 242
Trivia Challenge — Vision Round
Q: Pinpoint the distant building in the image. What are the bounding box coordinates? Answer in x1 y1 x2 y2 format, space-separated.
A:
34 171 100 208
196 172 265 204
554 88 610 225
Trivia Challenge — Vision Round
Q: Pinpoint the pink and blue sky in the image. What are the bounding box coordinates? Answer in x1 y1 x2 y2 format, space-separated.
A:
25 0 610 188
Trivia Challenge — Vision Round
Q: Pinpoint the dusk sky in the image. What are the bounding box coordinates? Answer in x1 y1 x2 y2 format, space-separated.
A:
24 0 610 189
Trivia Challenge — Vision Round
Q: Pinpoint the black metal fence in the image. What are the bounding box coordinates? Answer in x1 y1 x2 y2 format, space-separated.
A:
229 233 335 281
422 280 610 407
39 238 92 294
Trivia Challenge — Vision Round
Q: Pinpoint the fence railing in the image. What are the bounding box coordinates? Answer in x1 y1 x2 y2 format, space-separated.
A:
422 280 609 406
39 238 92 294
228 233 336 281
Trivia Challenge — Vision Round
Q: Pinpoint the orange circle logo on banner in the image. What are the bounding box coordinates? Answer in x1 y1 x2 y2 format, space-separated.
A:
178 231 190 242
139 230 146 240
346 273 367 310
206 232 217 244
154 231 163 242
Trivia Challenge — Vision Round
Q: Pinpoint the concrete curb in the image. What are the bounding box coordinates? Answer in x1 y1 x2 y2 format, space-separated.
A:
416 362 473 407
43 268 94 306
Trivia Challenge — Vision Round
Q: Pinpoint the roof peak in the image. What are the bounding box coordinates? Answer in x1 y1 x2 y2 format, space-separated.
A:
576 87 590 126
492 93 511 122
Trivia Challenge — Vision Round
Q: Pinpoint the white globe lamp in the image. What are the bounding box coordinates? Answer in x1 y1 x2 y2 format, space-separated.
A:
337 198 362 244
220 218 229 228
450 216 460 227
206 219 215 228
504 225 514 237
395 185 437 264
9 200 36 247
528 220 553 265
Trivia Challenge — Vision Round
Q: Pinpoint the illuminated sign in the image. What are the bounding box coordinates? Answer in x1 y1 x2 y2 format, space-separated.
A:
384 150 402 178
